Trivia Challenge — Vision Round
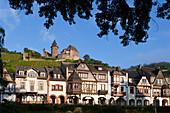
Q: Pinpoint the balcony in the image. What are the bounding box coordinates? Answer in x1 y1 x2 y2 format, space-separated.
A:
67 89 82 94
112 81 120 86
162 93 170 97
98 90 108 95
112 92 126 96
136 93 150 97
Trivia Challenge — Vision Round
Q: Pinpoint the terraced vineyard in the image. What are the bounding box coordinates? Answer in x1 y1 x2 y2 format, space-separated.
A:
1 52 62 73
4 61 61 73
1 52 22 62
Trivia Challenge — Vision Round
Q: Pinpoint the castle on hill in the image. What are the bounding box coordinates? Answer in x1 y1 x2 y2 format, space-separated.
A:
43 40 79 60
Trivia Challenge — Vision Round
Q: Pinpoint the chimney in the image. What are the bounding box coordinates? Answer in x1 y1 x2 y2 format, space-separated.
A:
138 64 141 69
66 67 68 80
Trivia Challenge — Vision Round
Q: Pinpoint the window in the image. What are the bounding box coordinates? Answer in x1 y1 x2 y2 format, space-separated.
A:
39 83 43 90
100 84 105 90
99 74 106 80
160 79 163 84
74 83 79 89
56 85 59 90
121 86 124 92
167 90 169 94
81 64 85 68
120 77 124 83
69 83 72 89
142 79 146 83
20 82 25 89
157 89 159 94
157 79 160 83
68 72 71 76
129 79 132 83
130 87 134 94
59 86 63 91
98 67 102 70
52 85 55 90
79 73 88 78
87 84 93 91
19 71 24 75
52 84 63 91
35 73 37 77
154 89 156 94
40 73 45 77
152 78 154 83
30 83 34 91
54 74 57 78
58 74 60 78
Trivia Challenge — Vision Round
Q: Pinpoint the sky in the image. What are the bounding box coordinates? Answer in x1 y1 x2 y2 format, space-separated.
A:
0 0 170 69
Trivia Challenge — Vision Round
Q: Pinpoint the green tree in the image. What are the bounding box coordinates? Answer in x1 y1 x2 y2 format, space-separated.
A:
8 0 170 46
83 54 90 61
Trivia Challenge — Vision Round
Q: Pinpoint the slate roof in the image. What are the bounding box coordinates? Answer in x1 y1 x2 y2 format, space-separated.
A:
48 67 65 80
3 66 13 82
62 62 108 73
51 40 58 47
68 70 82 82
16 66 46 73
67 45 78 52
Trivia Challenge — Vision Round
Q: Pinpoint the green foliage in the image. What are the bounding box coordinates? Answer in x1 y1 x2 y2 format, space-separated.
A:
8 0 170 46
128 62 170 75
1 52 22 62
83 54 114 68
24 48 42 59
4 61 61 73
2 103 170 113
73 107 82 113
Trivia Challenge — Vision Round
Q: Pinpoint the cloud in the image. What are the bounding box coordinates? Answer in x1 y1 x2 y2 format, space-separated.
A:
41 29 55 41
0 7 20 30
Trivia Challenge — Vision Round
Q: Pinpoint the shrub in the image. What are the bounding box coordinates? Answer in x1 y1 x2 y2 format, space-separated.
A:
73 107 82 113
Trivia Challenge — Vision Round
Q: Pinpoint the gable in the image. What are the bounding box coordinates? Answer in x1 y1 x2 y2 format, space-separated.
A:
76 63 89 71
157 70 164 79
137 76 150 86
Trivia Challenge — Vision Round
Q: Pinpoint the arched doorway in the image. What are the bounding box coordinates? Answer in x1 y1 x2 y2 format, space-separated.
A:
144 100 149 106
98 97 106 105
59 96 65 104
153 99 159 106
116 98 126 106
82 97 94 105
50 96 56 104
137 99 142 106
129 99 135 105
109 98 114 105
73 96 78 104
162 99 168 106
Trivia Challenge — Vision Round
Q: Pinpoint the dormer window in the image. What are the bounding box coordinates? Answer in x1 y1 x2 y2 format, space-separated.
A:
19 71 24 75
30 72 34 77
40 72 45 77
54 74 57 78
98 67 102 70
58 74 60 78
129 78 132 83
81 64 85 68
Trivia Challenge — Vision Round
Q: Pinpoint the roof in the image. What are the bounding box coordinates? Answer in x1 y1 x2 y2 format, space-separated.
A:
16 66 46 72
62 62 108 73
51 40 58 47
68 70 82 82
66 45 78 52
3 66 13 82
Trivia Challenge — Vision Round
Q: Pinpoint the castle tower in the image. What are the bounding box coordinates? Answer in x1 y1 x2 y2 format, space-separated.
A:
51 40 59 58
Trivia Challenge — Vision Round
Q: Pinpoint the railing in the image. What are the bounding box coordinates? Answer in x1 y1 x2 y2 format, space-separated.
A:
136 93 150 97
112 92 126 96
98 90 108 95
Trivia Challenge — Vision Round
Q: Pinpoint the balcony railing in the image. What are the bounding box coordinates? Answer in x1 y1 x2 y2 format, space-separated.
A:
98 90 108 95
67 89 82 94
112 92 126 96
136 93 150 97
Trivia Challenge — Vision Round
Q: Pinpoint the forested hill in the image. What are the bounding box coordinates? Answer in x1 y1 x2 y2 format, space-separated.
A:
128 62 170 75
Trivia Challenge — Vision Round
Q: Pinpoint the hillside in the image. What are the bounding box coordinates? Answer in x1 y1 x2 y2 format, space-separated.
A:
128 62 170 75
1 52 22 62
1 52 61 73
